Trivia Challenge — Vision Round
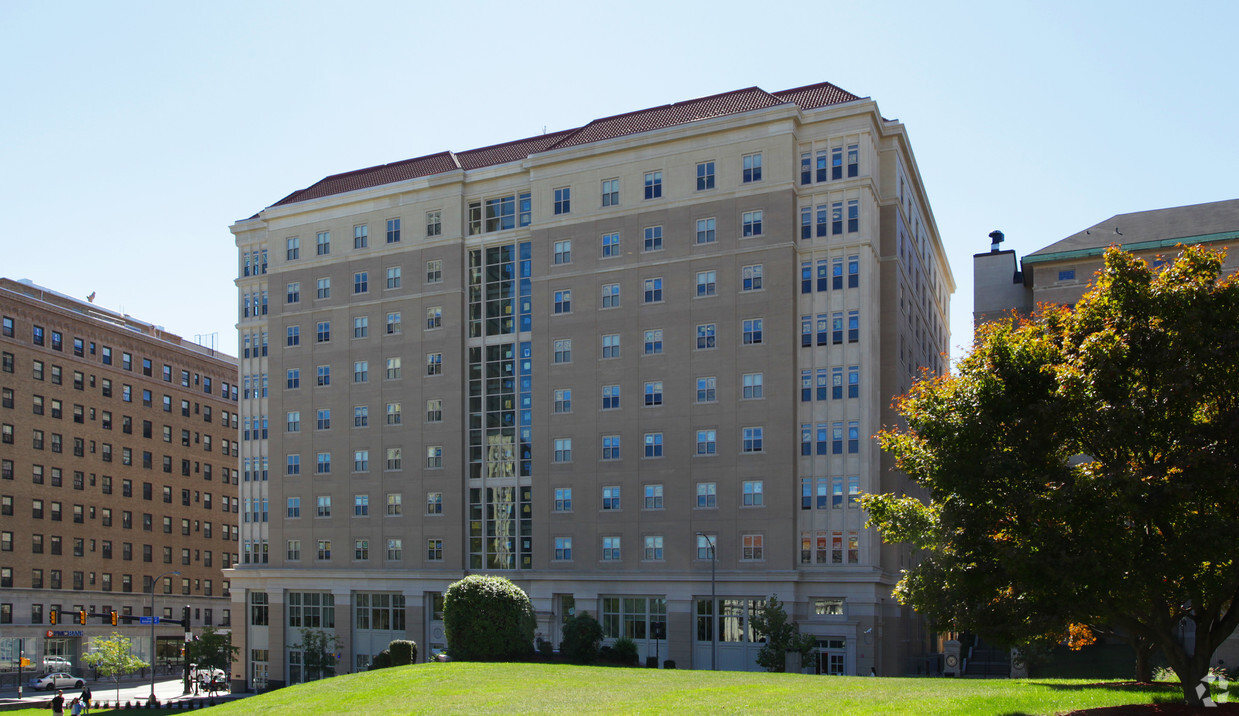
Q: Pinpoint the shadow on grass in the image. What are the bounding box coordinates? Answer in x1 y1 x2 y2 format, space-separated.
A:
1027 681 1180 694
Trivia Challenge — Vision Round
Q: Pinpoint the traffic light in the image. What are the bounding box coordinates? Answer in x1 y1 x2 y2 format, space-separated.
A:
182 606 191 627
79 610 87 626
111 611 118 626
49 610 57 625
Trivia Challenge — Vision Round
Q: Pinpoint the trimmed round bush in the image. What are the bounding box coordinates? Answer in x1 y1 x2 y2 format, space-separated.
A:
370 649 392 670
611 636 639 666
561 611 603 664
443 574 535 661
389 639 418 665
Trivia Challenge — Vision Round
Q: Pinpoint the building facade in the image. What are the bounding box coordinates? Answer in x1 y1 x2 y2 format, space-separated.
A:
229 83 953 689
974 198 1239 322
0 278 240 673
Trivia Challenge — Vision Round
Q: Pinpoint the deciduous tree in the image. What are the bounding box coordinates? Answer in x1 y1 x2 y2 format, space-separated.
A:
82 631 148 702
865 246 1239 706
749 595 817 673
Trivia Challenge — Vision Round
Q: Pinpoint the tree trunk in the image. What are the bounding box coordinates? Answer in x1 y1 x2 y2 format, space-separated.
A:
1164 643 1212 707
1133 638 1154 683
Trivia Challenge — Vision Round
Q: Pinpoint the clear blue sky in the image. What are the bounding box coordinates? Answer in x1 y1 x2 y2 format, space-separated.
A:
3 0 1236 362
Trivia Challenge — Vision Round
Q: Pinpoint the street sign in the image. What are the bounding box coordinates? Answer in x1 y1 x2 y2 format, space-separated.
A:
139 616 161 625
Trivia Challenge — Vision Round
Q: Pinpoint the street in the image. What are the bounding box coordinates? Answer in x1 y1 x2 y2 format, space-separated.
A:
0 677 226 708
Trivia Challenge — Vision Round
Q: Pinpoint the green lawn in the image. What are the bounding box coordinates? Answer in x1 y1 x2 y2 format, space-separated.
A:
196 663 1182 715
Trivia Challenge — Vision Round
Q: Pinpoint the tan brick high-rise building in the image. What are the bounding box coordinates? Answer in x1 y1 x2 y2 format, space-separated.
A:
0 279 239 673
229 83 953 689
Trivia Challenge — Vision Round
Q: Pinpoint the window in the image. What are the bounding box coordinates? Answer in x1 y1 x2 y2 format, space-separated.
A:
381 266 402 290
286 282 300 303
316 496 332 518
353 224 368 249
316 409 331 430
286 326 300 347
601 232 620 258
316 365 330 386
742 153 762 182
426 539 443 561
426 399 442 423
696 482 717 508
425 210 441 237
848 421 860 453
602 536 621 561
696 430 717 456
553 438 572 463
601 178 619 206
554 537 572 561
694 270 717 298
553 389 571 414
316 321 331 343
425 260 442 284
742 534 764 560
316 231 330 255
743 318 763 345
643 485 664 511
643 226 662 252
354 495 370 517
695 323 717 350
554 487 572 512
601 384 620 410
385 357 401 380
643 432 663 458
386 312 401 334
286 237 300 260
848 311 859 342
385 402 401 425
602 334 620 359
602 436 621 461
552 240 571 265
352 360 369 384
742 427 763 453
426 446 442 469
643 171 662 199
742 373 763 399
287 411 301 432
602 485 621 509
742 264 763 291
287 497 301 518
554 289 571 314
1058 268 1076 281
316 278 331 299
848 144 859 177
379 217 399 244
696 161 715 190
316 452 331 474
742 210 763 237
386 493 402 516
553 339 572 364
286 369 300 389
426 353 442 376
426 492 442 515
426 306 442 330
643 329 662 355
601 283 620 308
643 277 662 303
353 272 368 294
743 481 764 507
695 217 716 244
691 376 716 404
553 187 571 214
848 199 859 233
643 381 662 406
354 316 369 339
354 450 369 471
848 366 859 398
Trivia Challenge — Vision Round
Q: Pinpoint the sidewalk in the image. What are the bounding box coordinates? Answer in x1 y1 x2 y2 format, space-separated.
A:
0 677 249 710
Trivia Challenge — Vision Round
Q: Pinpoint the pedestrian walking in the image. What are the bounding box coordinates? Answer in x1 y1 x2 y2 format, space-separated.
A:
51 690 65 716
81 684 92 714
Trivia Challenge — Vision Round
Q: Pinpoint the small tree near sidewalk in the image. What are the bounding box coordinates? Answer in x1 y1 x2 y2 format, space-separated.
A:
82 631 149 702
749 595 817 673
185 626 239 692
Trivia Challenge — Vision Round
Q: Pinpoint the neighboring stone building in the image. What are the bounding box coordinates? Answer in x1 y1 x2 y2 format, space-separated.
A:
974 198 1239 323
229 82 954 689
0 278 240 673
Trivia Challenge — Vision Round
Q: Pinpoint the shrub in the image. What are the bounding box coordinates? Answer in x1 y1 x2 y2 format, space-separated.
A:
663 659 676 669
561 612 603 664
645 655 658 668
389 639 418 665
370 650 392 670
537 639 554 657
443 574 536 661
611 637 640 666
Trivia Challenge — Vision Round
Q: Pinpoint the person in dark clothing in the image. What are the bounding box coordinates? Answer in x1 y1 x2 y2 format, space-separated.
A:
81 684 92 714
51 690 65 716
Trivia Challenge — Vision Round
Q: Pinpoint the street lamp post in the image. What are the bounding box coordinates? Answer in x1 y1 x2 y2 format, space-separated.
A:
151 570 181 700
696 532 717 671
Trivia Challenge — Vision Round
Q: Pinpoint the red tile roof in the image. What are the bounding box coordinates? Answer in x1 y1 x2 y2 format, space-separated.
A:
264 82 859 211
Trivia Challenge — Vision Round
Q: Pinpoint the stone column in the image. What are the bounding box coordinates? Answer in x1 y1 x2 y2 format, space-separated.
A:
332 590 352 675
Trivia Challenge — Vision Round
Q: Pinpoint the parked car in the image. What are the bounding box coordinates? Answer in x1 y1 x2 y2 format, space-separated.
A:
43 657 72 670
30 672 85 691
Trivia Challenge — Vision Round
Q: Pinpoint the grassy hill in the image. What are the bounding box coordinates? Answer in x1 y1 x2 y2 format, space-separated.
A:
194 662 1184 715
